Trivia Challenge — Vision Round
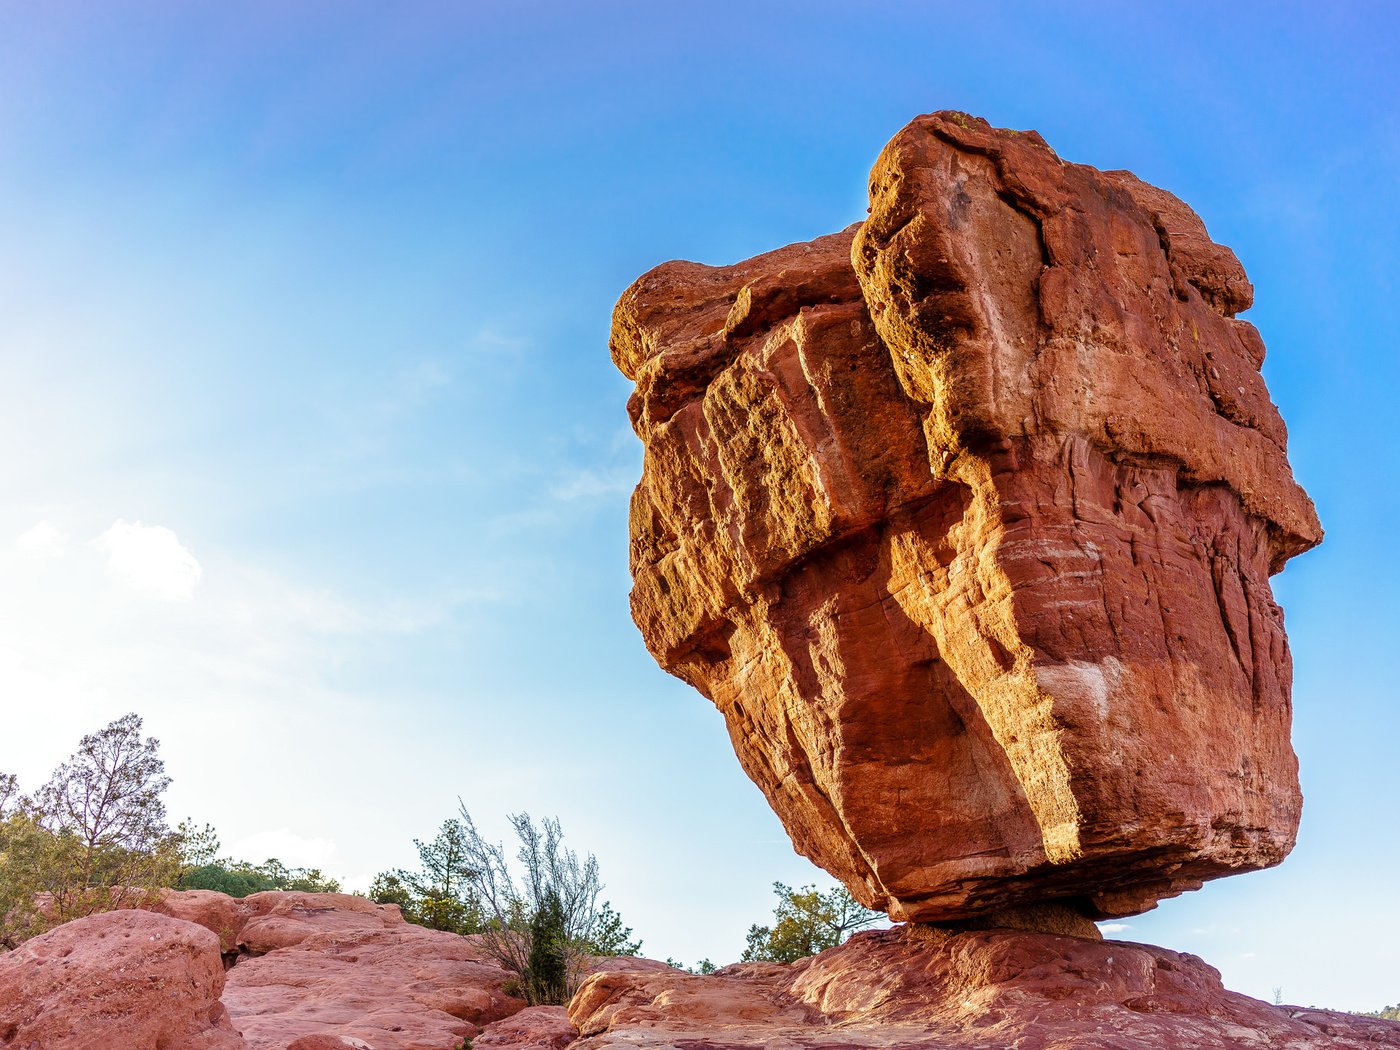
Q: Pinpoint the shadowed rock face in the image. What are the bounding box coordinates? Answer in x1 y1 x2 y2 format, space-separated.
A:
613 111 1321 922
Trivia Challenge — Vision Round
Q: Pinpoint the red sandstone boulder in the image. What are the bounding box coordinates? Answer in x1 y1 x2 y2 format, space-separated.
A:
613 110 1322 923
213 892 525 1049
475 1006 577 1049
148 887 250 953
0 909 246 1049
567 926 1400 1049
233 890 406 954
285 1038 375 1050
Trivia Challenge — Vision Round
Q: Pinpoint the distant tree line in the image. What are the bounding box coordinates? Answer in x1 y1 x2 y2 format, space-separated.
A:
3 714 884 1008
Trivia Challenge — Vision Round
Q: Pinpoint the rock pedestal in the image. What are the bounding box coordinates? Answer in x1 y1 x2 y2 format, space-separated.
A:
613 111 1322 922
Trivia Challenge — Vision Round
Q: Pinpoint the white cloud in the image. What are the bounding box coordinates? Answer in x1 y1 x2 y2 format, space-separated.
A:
15 520 68 559
1098 922 1133 935
94 519 202 601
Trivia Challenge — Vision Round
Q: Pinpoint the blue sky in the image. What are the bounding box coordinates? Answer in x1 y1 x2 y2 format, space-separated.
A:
0 0 1396 1010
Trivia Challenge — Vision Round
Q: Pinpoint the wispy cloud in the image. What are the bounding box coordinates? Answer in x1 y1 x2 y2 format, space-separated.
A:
550 467 635 502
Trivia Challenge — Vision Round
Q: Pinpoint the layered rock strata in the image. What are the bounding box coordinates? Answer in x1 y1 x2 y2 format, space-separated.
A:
613 111 1322 921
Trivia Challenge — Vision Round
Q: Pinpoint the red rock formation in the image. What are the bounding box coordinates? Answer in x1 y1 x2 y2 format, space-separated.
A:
4 894 1394 1049
150 890 526 1048
614 111 1322 923
475 1006 577 1049
569 927 1400 1049
0 909 247 1049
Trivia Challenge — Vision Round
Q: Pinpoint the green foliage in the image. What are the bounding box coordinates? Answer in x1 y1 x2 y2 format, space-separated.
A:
665 957 717 974
1365 1004 1400 1020
176 820 221 869
181 862 270 897
586 899 641 956
172 822 339 897
526 888 568 1005
1 715 182 945
451 807 640 1005
0 811 59 949
740 882 881 964
179 857 341 897
370 820 483 935
368 871 414 910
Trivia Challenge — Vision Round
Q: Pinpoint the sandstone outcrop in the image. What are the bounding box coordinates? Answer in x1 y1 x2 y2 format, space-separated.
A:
148 890 526 1048
475 1006 578 1049
0 909 247 1049
567 927 1400 1049
3 894 1396 1049
614 111 1322 922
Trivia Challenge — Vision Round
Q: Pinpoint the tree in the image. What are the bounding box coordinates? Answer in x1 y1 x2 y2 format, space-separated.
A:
741 882 881 963
452 807 640 1005
0 773 18 818
27 714 179 922
180 855 341 896
368 871 414 911
526 888 568 1005
0 805 53 949
2 720 342 952
174 821 340 897
36 713 171 859
175 820 222 871
369 820 482 934
587 899 641 956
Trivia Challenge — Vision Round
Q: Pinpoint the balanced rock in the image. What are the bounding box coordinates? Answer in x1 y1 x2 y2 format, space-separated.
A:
613 111 1322 922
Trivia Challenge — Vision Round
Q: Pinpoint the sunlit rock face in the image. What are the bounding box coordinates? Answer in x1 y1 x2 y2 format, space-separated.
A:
612 111 1321 923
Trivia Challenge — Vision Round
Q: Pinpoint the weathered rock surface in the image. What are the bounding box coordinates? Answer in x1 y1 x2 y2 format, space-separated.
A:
223 917 524 1049
0 909 247 1049
4 896 1394 1049
568 927 1400 1049
475 1006 577 1049
149 890 527 1048
614 110 1323 922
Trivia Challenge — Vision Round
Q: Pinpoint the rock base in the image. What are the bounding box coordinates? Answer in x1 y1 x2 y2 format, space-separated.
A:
3 892 1394 1049
569 925 1400 1049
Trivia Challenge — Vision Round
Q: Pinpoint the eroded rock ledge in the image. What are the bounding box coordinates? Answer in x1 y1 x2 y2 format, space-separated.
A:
613 111 1323 923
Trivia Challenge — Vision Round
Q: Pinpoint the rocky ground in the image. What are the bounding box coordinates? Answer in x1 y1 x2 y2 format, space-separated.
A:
1 891 1396 1049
